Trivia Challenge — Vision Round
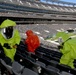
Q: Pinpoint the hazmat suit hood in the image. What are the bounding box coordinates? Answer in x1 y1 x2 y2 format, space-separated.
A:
56 31 70 42
0 19 16 28
26 30 33 36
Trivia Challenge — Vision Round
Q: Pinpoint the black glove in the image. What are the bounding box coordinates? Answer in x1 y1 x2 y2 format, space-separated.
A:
3 56 12 66
4 43 11 49
62 42 64 45
0 49 5 58
58 45 63 49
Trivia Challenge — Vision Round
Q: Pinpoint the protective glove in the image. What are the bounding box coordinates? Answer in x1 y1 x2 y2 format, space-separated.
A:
4 43 11 49
13 44 17 48
58 45 63 49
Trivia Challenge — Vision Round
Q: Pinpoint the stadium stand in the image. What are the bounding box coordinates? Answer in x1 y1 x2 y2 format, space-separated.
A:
0 0 76 75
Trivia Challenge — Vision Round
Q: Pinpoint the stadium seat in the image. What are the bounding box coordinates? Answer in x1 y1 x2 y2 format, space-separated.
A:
57 64 76 75
46 65 60 73
12 61 24 75
22 68 38 75
36 60 46 68
41 66 60 75
0 59 12 74
60 71 73 75
48 60 59 67
31 62 42 74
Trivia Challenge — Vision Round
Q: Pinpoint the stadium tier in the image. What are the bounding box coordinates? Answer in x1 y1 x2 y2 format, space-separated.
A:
0 0 76 75
0 0 76 20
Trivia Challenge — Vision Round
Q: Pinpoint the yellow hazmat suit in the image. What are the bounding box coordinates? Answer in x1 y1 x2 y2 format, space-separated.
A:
0 19 21 62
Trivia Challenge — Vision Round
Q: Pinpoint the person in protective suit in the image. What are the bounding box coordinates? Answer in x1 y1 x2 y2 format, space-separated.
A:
57 31 76 69
59 37 76 69
0 19 21 75
0 19 21 65
25 30 40 53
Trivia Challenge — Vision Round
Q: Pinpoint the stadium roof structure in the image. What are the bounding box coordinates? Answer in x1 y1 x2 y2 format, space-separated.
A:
5 0 76 7
42 0 76 7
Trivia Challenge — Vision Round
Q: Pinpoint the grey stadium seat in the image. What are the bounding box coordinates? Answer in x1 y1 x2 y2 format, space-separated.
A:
60 71 73 75
12 61 24 75
36 60 46 68
0 59 12 74
22 68 39 75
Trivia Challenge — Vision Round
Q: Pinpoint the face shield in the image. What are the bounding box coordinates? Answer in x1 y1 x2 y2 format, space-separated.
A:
1 26 15 39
